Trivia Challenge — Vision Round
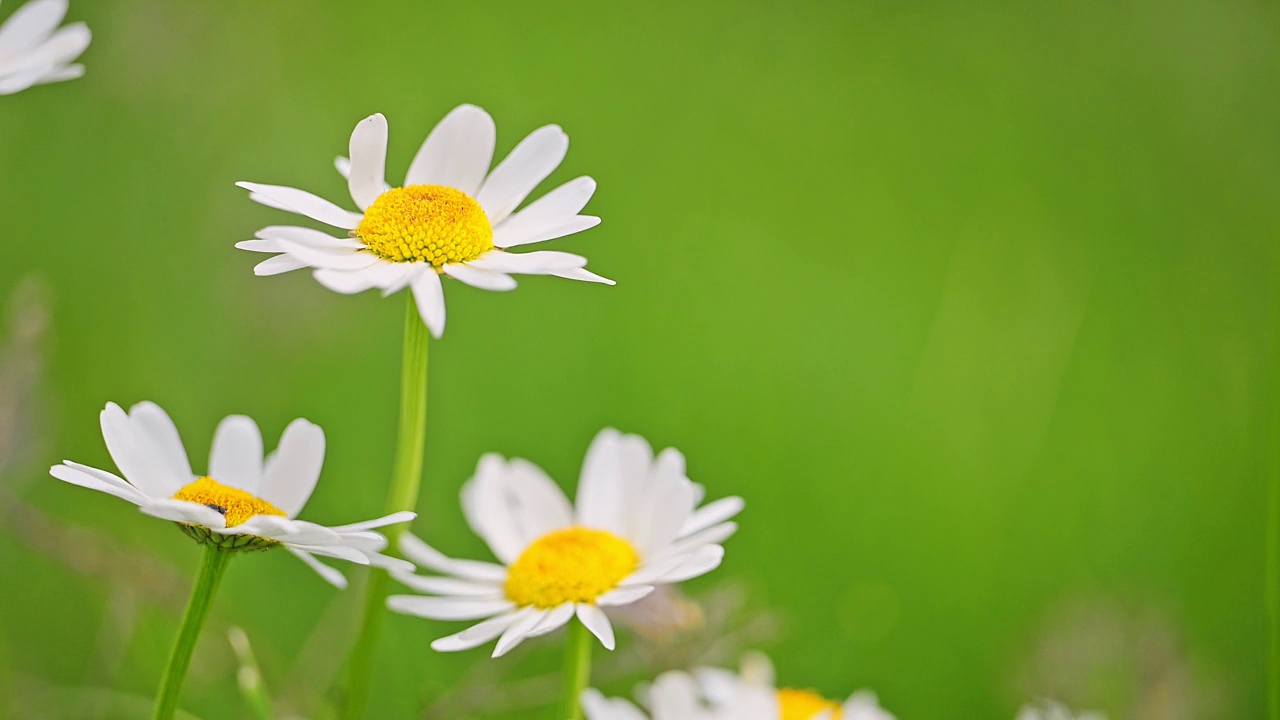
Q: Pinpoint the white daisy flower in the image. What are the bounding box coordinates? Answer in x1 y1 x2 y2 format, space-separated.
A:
582 670 777 720
235 105 612 338
386 428 744 657
1015 701 1106 720
690 652 896 720
0 0 89 95
49 401 415 588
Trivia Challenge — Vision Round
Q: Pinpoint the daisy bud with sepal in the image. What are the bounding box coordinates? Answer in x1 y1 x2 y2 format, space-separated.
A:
49 401 415 587
387 428 744 657
0 0 90 95
236 105 612 338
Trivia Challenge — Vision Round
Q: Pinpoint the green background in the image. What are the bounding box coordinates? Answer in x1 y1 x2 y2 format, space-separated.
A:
1 0 1277 717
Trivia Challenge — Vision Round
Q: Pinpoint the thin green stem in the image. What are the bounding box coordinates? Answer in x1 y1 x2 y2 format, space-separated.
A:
153 545 232 720
559 620 593 720
340 295 430 720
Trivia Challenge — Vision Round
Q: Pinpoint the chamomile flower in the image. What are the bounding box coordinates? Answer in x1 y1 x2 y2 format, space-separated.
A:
49 401 415 588
582 670 777 720
1015 701 1106 720
386 428 744 657
0 0 89 95
236 105 612 338
693 652 896 720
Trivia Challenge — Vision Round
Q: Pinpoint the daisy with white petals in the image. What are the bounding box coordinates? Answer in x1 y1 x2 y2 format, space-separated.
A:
387 428 744 657
0 0 89 95
236 104 612 337
691 652 896 720
49 401 415 587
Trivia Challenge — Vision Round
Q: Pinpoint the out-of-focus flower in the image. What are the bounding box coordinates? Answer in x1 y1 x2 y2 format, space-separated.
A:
693 652 895 720
236 105 611 338
1015 700 1106 720
387 428 743 656
0 0 89 95
49 401 415 587
583 669 775 720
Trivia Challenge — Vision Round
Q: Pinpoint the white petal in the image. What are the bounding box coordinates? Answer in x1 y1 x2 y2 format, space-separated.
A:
330 511 416 533
442 263 517 291
596 585 654 607
526 602 575 637
49 462 149 506
386 595 514 621
276 239 379 272
575 605 615 650
260 419 324 518
466 250 587 275
461 454 572 564
404 104 495 194
312 267 381 295
207 415 263 494
429 608 528 652
347 113 388 211
494 215 601 249
334 155 351 179
399 533 508 582
681 496 745 537
392 572 503 597
217 516 339 545
287 547 348 588
236 182 362 230
410 271 446 337
492 607 547 657
475 124 568 224
633 476 696 558
254 255 306 276
256 225 364 250
581 690 648 720
236 239 282 253
552 266 615 285
0 66 52 95
0 0 68 59
32 62 83 85
492 176 596 239
656 544 724 583
100 402 192 499
286 541 368 565
659 522 737 560
140 499 227 528
12 21 88 73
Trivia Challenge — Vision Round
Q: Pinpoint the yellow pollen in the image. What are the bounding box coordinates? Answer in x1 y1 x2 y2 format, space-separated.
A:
171 476 286 528
778 689 843 720
355 184 493 267
503 527 639 609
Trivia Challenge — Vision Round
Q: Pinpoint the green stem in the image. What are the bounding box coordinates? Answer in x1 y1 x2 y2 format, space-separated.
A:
559 620 593 720
1269 250 1280 720
340 295 430 720
153 545 232 720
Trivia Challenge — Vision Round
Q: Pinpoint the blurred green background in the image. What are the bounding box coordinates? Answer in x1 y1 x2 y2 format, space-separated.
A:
1 0 1277 718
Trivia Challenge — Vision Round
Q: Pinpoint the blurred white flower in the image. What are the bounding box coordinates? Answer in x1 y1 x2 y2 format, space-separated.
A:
1015 700 1106 720
583 669 775 720
0 0 89 95
386 428 743 657
236 105 611 338
49 401 415 587
692 652 896 720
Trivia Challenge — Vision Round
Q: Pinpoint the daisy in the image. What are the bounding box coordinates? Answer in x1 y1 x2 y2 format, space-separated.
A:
692 652 897 720
235 105 612 337
582 670 777 720
0 0 89 95
1015 701 1106 720
386 428 744 657
49 401 415 587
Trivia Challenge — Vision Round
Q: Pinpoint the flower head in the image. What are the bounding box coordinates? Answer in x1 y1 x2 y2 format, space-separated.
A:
386 428 743 657
236 105 612 337
0 0 90 95
50 401 415 587
582 654 895 720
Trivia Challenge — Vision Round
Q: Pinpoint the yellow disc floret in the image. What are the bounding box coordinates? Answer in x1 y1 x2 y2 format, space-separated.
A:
778 689 843 720
172 476 286 528
503 527 639 609
355 184 494 267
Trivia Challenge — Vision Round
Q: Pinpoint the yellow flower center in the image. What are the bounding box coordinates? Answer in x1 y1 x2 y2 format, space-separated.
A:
172 476 286 528
355 184 494 267
778 689 843 720
503 527 639 609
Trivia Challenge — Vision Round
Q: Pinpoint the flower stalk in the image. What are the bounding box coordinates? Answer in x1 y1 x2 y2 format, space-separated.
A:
341 295 430 720
559 619 593 720
153 544 232 720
